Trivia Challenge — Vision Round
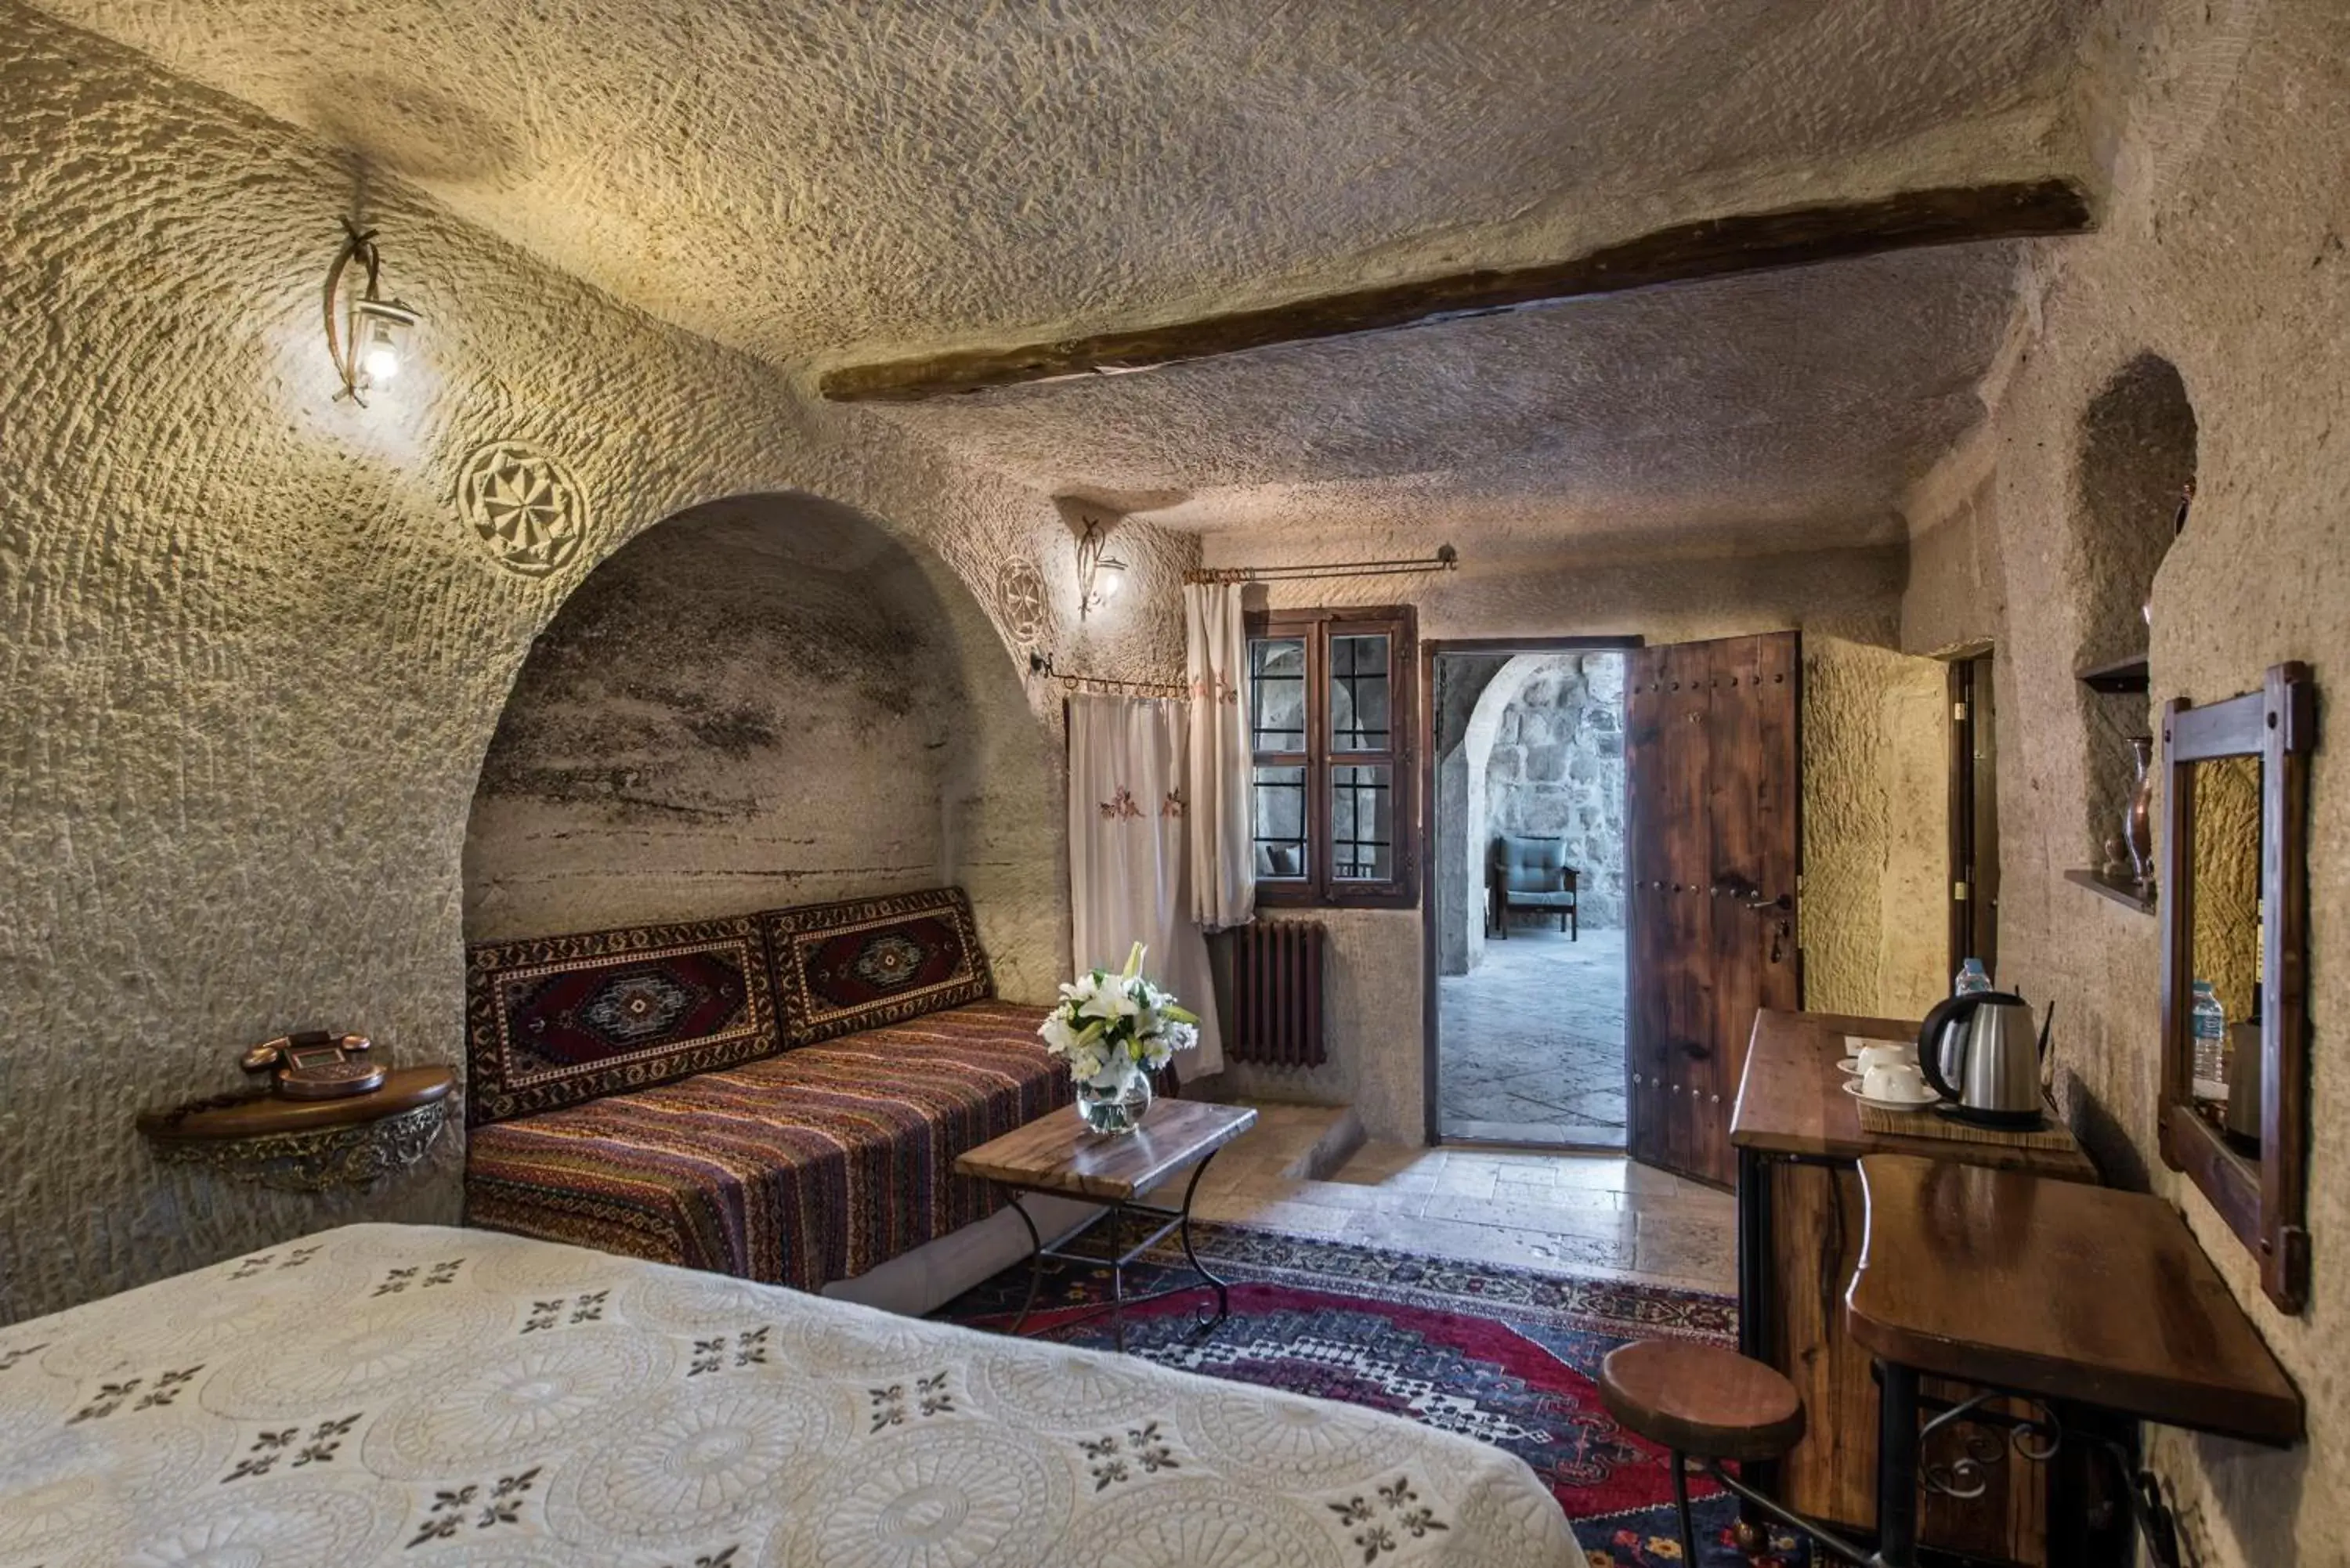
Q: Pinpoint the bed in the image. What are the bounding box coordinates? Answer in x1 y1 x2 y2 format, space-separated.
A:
0 1222 1576 1566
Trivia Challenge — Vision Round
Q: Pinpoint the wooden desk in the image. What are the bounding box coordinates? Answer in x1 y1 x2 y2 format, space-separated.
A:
1851 1156 2301 1565
1730 1010 2095 1563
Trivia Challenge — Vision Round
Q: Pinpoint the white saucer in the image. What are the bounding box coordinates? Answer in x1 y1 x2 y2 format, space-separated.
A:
1842 1078 1939 1111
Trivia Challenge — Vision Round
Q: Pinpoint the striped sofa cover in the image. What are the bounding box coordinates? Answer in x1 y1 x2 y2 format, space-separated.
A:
465 1000 1072 1290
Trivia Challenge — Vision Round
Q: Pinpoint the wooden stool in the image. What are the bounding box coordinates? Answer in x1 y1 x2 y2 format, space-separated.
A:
1600 1341 1806 1563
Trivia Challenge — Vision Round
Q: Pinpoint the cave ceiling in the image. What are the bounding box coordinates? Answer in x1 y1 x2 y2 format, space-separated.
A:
35 0 2093 545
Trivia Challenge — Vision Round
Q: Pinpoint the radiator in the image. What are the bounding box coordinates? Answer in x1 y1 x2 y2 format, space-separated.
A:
1227 919 1326 1068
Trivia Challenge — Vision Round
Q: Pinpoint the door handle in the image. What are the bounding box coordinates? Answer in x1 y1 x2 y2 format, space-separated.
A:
1742 892 1792 912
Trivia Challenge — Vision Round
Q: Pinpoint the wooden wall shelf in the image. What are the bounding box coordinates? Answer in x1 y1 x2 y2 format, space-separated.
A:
137 1066 455 1192
2063 868 2157 914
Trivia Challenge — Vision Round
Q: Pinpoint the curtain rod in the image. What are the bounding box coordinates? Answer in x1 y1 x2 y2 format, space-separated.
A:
1183 544 1458 586
1027 652 1186 699
1057 673 1187 699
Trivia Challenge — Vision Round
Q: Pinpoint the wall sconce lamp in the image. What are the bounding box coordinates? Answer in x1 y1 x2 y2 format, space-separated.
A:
324 218 421 406
1076 517 1129 618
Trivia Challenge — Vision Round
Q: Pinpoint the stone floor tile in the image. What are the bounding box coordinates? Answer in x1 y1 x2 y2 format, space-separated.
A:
1429 1165 1502 1199
1191 1191 1355 1237
1437 926 1628 1141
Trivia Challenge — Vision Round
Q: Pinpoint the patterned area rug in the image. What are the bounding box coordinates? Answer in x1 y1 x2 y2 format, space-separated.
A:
938 1223 1810 1567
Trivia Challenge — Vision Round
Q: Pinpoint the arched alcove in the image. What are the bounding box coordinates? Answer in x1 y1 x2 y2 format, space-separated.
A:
461 490 1062 995
2071 352 2197 864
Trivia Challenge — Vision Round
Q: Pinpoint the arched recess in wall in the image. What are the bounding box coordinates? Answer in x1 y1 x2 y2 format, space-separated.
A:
460 491 1063 998
2069 352 2197 865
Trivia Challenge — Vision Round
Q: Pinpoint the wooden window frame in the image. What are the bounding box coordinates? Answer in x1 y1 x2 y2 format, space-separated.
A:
1248 605 1418 910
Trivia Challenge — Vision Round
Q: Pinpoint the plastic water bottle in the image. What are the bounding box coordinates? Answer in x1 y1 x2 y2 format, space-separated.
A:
1954 957 1992 997
2191 980 2228 1100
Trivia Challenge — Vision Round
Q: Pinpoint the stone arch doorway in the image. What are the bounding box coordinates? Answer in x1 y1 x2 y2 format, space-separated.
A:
1429 643 1631 1147
460 490 1063 998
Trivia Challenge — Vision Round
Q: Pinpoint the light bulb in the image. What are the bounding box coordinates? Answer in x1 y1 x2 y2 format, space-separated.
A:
345 296 418 395
1094 558 1129 602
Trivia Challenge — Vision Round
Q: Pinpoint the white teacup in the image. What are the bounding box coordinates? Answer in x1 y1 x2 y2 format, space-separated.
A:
1863 1061 1930 1104
1855 1042 1915 1075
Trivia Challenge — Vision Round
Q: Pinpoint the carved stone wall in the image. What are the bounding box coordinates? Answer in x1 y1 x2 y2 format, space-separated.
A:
462 495 1026 940
0 9 1184 1326
1898 1 2350 1558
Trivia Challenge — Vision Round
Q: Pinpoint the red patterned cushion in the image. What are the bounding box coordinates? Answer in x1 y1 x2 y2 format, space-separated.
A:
465 917 781 1125
762 888 993 1046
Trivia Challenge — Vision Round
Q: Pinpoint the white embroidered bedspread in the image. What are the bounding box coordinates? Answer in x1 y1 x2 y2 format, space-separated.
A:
0 1223 1574 1566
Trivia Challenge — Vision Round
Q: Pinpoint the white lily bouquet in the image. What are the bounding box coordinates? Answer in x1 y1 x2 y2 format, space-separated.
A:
1041 943 1200 1134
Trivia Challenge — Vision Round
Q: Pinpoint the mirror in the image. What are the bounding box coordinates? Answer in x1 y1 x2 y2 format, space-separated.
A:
2182 754 2261 1136
2158 663 2313 1312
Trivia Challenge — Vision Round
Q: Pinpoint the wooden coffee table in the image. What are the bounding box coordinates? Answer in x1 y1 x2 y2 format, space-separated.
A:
956 1098 1258 1350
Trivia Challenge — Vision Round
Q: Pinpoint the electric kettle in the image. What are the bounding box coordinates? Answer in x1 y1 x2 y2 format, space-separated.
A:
1915 992 2052 1128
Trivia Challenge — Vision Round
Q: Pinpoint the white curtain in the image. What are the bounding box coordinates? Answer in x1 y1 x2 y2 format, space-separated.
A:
1184 580 1256 930
1068 693 1224 1079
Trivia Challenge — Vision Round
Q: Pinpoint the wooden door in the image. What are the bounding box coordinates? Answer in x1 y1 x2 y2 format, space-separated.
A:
1947 652 2000 979
1625 633 1802 1183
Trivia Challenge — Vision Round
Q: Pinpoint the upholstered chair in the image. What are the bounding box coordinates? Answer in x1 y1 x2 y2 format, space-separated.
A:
1487 834 1578 939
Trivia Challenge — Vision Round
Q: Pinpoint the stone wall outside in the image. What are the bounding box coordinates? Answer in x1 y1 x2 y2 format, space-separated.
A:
1484 653 1628 930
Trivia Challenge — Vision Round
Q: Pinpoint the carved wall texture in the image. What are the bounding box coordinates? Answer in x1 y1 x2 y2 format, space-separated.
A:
1898 0 2349 1557
0 9 1185 1325
462 495 1034 940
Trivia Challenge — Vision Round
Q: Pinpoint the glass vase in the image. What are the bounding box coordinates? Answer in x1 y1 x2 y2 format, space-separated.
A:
1076 1057 1153 1136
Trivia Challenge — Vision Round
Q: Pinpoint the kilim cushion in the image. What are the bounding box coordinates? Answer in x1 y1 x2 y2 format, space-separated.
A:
762 887 993 1046
465 916 781 1125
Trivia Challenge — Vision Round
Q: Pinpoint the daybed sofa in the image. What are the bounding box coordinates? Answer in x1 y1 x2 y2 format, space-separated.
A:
461 887 1078 1301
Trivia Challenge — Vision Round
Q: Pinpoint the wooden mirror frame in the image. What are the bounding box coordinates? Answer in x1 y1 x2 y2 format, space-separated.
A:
2157 661 2314 1312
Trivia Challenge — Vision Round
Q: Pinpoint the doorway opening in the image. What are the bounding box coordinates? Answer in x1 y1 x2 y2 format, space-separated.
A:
1429 645 1632 1147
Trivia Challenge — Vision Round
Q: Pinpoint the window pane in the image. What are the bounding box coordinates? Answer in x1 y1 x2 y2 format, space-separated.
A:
1331 763 1393 882
1249 638 1307 753
1253 764 1308 880
1330 634 1391 752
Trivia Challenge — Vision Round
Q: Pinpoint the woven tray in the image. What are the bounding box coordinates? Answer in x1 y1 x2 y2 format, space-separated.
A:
1856 1097 2079 1151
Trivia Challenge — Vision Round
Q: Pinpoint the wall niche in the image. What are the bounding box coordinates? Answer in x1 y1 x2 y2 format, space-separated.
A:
2070 352 2197 885
461 492 1040 946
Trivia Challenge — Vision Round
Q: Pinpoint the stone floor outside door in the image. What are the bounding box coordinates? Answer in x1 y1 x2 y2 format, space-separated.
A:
1438 923 1627 1146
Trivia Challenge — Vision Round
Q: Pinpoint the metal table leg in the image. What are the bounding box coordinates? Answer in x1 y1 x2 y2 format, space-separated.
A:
1004 1190 1046 1337
1876 1359 1922 1568
1106 1202 1125 1353
993 1149 1234 1345
1175 1151 1231 1325
1735 1143 1778 1519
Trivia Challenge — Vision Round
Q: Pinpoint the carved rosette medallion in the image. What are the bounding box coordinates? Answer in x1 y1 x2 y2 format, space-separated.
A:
994 556 1051 648
457 441 590 577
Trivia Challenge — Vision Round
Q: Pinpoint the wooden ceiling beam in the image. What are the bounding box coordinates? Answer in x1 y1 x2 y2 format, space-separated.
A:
819 177 2092 403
